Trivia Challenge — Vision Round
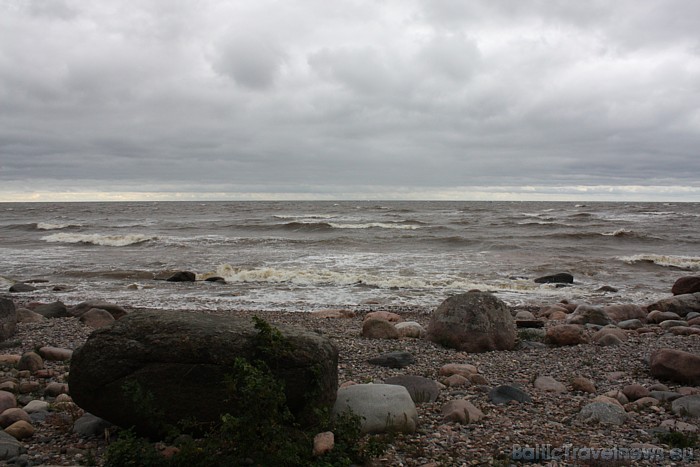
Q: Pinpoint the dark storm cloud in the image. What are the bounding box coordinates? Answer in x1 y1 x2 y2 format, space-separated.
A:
1 0 699 200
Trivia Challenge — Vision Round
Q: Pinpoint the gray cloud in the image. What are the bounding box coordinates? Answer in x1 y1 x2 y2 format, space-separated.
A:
1 0 699 201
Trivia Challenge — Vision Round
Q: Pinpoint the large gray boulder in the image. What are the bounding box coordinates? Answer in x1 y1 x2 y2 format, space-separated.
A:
0 298 17 342
427 292 515 352
332 384 418 434
647 292 700 317
69 311 338 437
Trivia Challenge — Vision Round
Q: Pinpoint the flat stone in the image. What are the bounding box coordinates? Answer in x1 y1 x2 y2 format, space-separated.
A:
384 375 440 403
442 399 484 424
367 351 415 369
488 385 532 405
22 400 50 414
672 395 700 418
534 376 567 393
578 402 628 426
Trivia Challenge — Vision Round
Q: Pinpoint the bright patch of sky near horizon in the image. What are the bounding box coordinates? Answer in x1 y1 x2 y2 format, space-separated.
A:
1 0 699 201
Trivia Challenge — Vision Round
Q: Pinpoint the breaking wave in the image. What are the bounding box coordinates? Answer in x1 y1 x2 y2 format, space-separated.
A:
37 222 80 230
41 233 157 247
619 254 700 270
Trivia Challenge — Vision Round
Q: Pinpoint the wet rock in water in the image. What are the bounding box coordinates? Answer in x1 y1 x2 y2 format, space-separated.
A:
368 351 415 369
649 348 700 386
672 276 700 295
426 292 516 353
647 292 700 317
70 301 127 319
0 299 17 342
442 399 484 424
545 324 588 346
361 318 399 339
8 283 36 293
488 385 532 404
332 384 418 434
203 276 226 284
578 402 627 426
568 305 612 326
32 301 70 319
671 395 700 418
69 310 338 437
534 273 574 284
165 271 197 282
384 375 440 403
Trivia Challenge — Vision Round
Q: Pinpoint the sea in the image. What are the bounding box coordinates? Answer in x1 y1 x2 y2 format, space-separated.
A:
1 201 699 312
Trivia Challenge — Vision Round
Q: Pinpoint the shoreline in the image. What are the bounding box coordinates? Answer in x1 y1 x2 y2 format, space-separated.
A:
1 290 699 465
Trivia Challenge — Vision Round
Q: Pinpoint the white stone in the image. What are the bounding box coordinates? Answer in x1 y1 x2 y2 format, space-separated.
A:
332 384 418 434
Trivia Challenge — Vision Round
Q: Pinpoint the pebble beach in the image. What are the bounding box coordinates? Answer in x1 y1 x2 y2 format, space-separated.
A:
1 283 700 466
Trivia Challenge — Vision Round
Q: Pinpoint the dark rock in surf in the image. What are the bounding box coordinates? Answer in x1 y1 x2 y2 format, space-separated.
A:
0 299 17 342
204 276 226 284
32 302 70 319
672 276 700 296
166 271 197 282
8 283 36 293
426 292 516 353
69 310 338 437
534 273 574 284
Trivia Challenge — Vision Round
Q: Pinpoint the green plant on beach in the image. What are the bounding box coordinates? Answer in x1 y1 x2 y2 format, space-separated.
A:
104 316 385 466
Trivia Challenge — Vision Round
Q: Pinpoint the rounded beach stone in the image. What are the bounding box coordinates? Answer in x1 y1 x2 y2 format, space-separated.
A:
488 385 532 404
571 376 596 394
394 321 426 338
649 348 700 385
0 430 25 460
545 324 588 346
578 402 627 426
439 363 478 378
23 400 49 414
597 333 623 346
593 327 627 343
313 431 334 456
17 352 43 373
603 304 647 323
367 351 415 369
442 374 470 388
672 276 700 295
568 305 612 326
79 308 116 329
617 319 643 330
332 384 418 434
442 399 484 424
361 318 399 339
72 413 113 437
534 376 567 393
384 375 440 403
70 300 128 319
38 346 73 361
0 391 16 414
622 384 650 402
364 311 402 323
0 408 31 429
4 420 34 440
672 395 700 418
427 292 516 353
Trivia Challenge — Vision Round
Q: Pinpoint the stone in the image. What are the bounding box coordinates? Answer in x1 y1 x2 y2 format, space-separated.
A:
602 391 629 406
647 310 681 324
8 283 35 293
660 419 698 433
442 399 484 424
367 351 415 369
80 308 116 329
32 301 70 319
534 273 574 284
647 292 700 317
332 384 418 434
361 318 399 339
442 374 470 388
44 382 69 397
70 301 128 319
69 310 338 437
38 346 73 361
0 298 17 342
165 271 196 282
439 363 478 378
617 319 643 330
0 408 31 429
659 319 688 329
4 420 33 440
22 400 49 414
0 391 16 415
394 321 426 338
568 305 611 326
0 430 25 460
426 292 516 353
545 324 588 346
602 304 647 323
17 352 43 373
514 310 536 320
313 431 334 457
310 309 355 319
672 395 700 418
384 375 440 403
488 385 532 404
672 276 700 295
622 384 650 401
578 402 627 426
671 327 700 336
16 307 44 324
72 413 113 437
593 327 628 343
571 377 596 394
364 311 402 323
597 334 623 346
649 349 700 386
534 376 567 393
538 304 570 319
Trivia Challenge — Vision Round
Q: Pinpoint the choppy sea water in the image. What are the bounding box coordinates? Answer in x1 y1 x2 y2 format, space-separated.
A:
1 201 698 311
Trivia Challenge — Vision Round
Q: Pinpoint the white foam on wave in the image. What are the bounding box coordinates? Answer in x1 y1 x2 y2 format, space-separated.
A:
602 228 634 237
329 222 420 230
37 222 79 230
41 232 156 247
619 254 700 270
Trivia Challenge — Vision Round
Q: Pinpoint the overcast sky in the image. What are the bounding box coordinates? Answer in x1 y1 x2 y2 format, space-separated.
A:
1 0 699 202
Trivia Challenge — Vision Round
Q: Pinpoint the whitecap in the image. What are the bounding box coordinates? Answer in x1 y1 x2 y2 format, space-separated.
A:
41 232 156 247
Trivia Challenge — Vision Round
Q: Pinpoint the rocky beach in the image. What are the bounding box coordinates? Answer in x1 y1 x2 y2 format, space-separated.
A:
0 273 699 466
